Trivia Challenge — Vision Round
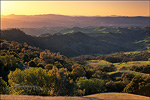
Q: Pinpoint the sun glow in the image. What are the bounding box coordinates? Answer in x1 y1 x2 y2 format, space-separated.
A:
1 1 149 16
1 1 9 15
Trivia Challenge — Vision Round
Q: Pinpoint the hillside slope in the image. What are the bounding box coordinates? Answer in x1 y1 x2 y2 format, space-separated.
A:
1 93 150 100
1 28 149 57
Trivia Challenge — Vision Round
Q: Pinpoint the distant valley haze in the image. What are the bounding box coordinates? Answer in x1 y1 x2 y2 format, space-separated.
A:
1 14 150 29
1 1 149 29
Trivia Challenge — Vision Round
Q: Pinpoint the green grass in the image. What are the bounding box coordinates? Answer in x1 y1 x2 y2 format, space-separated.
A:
86 60 112 68
87 60 150 71
114 61 150 71
86 60 150 78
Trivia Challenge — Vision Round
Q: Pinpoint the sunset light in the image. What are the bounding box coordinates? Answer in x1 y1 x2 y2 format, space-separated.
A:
1 1 149 16
1 0 150 99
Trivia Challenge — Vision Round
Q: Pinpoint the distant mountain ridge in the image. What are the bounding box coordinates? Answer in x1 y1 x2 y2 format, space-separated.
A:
1 14 149 29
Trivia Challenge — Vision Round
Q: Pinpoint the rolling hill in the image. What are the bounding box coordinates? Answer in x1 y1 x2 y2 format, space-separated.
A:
1 27 150 57
1 93 150 100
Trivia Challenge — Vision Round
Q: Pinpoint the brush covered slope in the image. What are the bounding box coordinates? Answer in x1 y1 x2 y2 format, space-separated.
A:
1 27 150 57
0 39 150 98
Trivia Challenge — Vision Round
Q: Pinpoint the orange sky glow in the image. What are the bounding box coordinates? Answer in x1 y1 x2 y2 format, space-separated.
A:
1 1 150 16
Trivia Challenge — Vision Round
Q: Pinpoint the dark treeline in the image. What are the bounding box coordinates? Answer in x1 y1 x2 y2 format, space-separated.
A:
71 50 150 64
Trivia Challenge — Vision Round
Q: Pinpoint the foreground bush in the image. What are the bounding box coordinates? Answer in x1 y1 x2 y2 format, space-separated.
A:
0 77 7 94
8 67 75 96
0 55 22 81
77 77 106 95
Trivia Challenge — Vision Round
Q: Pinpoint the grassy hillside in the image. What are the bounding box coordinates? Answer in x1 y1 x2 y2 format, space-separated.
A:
114 61 150 70
85 93 150 100
86 60 150 70
1 93 150 100
86 60 112 68
86 60 150 79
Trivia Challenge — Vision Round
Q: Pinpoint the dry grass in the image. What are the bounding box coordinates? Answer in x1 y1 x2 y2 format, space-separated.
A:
84 92 150 100
1 93 150 100
1 95 88 100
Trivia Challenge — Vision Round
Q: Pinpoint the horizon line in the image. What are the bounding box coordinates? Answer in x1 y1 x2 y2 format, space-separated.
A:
1 14 150 17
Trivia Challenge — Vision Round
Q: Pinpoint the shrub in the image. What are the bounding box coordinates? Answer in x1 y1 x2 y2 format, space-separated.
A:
100 64 116 72
0 77 7 94
130 65 150 74
8 68 50 95
123 75 150 97
37 63 44 68
84 66 95 79
28 60 36 67
0 55 21 81
72 64 86 78
54 61 63 69
92 70 109 80
48 67 75 96
45 64 54 70
121 73 135 84
8 67 75 96
77 77 106 95
106 81 126 92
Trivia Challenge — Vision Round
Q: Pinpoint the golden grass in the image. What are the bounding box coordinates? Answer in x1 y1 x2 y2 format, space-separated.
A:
85 92 150 100
1 95 87 100
1 93 150 100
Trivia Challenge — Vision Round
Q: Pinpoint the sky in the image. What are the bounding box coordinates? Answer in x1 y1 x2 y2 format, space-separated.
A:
1 1 150 16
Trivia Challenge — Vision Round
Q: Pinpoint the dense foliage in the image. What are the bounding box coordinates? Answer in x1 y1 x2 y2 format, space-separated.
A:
0 77 7 94
130 65 150 74
77 77 105 95
123 75 150 97
0 29 150 97
7 67 75 96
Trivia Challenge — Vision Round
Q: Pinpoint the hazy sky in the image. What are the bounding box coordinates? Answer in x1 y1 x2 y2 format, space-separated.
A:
1 1 150 16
